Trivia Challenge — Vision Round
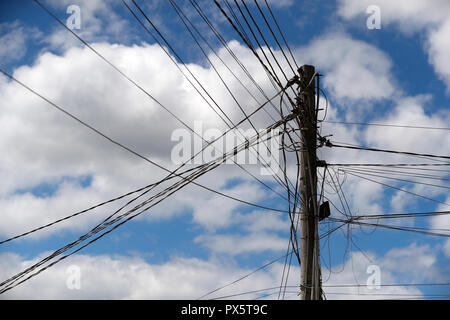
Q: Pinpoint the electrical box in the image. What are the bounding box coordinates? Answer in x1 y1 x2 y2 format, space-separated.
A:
319 201 330 221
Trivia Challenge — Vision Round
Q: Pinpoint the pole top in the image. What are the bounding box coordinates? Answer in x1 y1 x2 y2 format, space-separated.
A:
298 65 315 75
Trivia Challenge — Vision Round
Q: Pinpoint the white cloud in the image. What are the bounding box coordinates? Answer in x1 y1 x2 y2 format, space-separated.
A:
382 243 439 282
43 0 132 51
338 0 450 32
0 24 417 246
431 196 450 258
0 252 286 300
195 232 287 255
322 242 441 299
0 241 439 299
317 94 450 219
188 182 269 230
0 21 42 63
364 95 450 157
427 19 450 92
443 239 450 258
0 39 293 240
431 197 450 231
296 32 396 104
265 0 293 9
338 0 450 92
1 5 448 299
236 210 288 233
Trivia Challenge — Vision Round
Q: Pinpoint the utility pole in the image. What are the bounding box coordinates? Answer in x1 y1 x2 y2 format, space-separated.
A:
296 65 321 300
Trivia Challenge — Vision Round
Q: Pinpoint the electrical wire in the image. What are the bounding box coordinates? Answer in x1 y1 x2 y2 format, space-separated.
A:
197 251 293 300
124 0 297 200
329 141 450 161
323 120 450 131
34 0 294 209
338 168 450 190
343 171 450 207
0 116 296 294
165 0 296 195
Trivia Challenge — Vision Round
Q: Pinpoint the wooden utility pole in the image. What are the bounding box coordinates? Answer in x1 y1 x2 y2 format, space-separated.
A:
297 65 321 300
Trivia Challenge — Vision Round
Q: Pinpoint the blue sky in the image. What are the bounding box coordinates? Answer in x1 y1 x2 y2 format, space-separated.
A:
0 0 449 299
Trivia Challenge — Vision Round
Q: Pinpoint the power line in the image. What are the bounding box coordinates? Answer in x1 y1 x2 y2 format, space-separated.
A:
10 1 448 301
128 0 234 127
209 282 450 299
0 68 290 220
34 0 295 207
334 166 450 181
329 142 450 160
213 0 287 97
123 0 298 202
0 117 295 294
338 168 450 190
0 158 291 246
164 0 296 195
323 292 450 298
242 0 295 83
263 0 299 69
224 0 254 48
234 0 297 110
329 217 450 238
342 170 450 207
173 0 281 127
197 251 293 300
326 163 450 168
210 286 292 300
323 282 450 288
323 120 450 131
188 0 300 140
211 287 450 300
0 177 170 245
348 210 450 220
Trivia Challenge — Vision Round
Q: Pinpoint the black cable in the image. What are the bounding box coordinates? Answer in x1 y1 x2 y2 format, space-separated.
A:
166 0 295 194
263 0 299 69
125 0 296 198
324 120 450 131
0 165 202 245
252 0 296 75
213 0 284 94
224 0 254 48
232 0 284 88
336 166 450 181
175 0 281 129
277 96 301 299
34 0 294 207
327 163 450 168
0 68 291 220
329 217 450 238
189 0 301 141
197 251 293 300
211 286 450 300
339 168 450 190
343 171 450 207
0 118 295 294
128 0 234 128
234 0 296 106
323 282 450 288
329 142 450 160
353 210 450 220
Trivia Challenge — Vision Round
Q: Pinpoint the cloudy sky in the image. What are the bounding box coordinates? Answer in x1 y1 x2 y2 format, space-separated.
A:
0 0 449 299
